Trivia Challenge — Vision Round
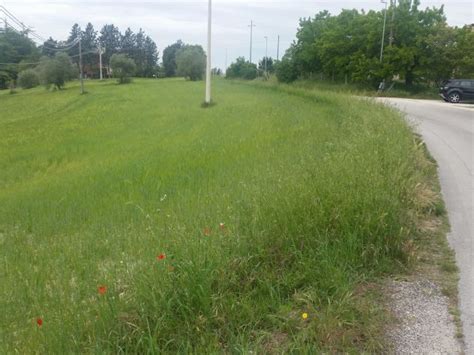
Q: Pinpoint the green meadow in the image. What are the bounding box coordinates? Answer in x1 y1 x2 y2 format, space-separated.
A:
1 78 429 352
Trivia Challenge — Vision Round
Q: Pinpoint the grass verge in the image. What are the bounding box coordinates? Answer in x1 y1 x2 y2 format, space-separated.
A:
0 78 445 352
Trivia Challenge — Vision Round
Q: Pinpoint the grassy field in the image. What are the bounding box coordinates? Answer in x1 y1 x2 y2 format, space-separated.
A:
0 78 433 353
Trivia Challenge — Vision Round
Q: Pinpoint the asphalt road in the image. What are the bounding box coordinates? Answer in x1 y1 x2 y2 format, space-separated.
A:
380 98 474 354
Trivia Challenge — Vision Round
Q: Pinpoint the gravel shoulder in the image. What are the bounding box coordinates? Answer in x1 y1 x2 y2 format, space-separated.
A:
386 278 462 354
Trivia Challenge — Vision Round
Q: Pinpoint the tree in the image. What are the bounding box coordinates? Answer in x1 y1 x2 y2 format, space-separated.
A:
226 57 258 80
67 23 82 64
162 40 184 77
110 53 136 83
17 69 39 89
176 45 206 81
82 23 98 76
275 54 299 83
258 57 275 74
142 36 159 77
37 52 77 89
99 24 122 73
0 29 39 89
40 37 59 57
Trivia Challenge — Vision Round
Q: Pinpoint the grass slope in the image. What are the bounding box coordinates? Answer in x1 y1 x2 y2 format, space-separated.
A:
1 78 426 352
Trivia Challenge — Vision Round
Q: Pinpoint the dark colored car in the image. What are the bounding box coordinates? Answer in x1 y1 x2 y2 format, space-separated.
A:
439 79 474 103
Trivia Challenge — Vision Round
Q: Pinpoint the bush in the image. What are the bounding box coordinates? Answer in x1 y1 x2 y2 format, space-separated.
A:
226 57 258 80
37 53 77 90
17 69 39 89
275 56 298 83
110 54 136 84
176 45 206 81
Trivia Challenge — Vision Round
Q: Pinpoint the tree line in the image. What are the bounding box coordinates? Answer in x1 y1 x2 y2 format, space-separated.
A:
275 0 474 86
0 23 160 89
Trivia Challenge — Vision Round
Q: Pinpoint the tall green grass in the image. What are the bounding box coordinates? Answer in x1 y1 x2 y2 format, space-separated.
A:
1 78 423 352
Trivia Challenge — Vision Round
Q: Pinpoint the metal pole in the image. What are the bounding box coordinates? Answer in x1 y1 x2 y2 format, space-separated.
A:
380 0 388 62
225 48 228 73
277 35 280 61
264 36 268 76
99 46 103 80
249 20 255 63
205 0 212 104
79 34 84 94
389 0 395 46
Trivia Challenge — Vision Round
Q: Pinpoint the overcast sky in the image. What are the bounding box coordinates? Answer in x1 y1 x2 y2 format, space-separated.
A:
2 0 473 70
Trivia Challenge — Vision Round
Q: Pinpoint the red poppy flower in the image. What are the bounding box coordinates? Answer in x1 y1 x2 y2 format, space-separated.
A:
98 285 107 295
157 253 166 260
203 227 211 236
36 318 43 327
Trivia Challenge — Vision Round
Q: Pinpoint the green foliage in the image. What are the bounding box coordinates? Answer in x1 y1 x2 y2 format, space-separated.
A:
276 54 299 83
226 57 258 80
37 52 77 89
0 78 428 352
110 53 136 84
17 69 40 89
0 29 39 89
175 45 206 81
258 57 275 74
281 2 470 87
162 40 184 77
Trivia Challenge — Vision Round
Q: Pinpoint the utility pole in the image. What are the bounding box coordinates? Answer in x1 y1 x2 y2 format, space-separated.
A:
264 36 268 76
389 0 395 46
79 34 84 94
380 0 388 62
277 35 280 61
99 45 104 80
204 0 212 104
248 20 256 63
225 48 228 73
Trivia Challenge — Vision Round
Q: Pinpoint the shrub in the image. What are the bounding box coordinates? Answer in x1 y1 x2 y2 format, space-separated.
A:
226 57 258 80
275 56 298 83
17 69 40 89
176 45 206 81
37 53 77 89
110 54 136 84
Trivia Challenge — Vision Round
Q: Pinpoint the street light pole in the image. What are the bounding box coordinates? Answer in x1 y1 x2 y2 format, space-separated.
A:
277 35 280 61
380 0 388 62
79 34 84 94
205 0 212 104
264 36 268 76
248 20 256 63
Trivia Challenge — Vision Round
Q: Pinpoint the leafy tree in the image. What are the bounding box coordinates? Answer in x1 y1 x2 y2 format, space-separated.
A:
455 26 474 78
37 52 77 89
162 40 184 77
121 27 136 58
226 57 258 80
176 45 206 81
17 69 39 89
110 53 136 84
0 29 39 89
275 53 298 83
142 36 159 77
258 57 275 74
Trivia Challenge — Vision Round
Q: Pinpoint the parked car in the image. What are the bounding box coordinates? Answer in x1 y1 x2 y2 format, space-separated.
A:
439 79 474 103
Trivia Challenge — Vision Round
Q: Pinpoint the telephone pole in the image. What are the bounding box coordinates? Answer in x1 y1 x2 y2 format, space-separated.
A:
99 45 104 80
389 0 395 46
380 0 388 62
277 35 280 61
264 36 268 76
204 0 212 104
248 20 256 63
79 34 84 94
